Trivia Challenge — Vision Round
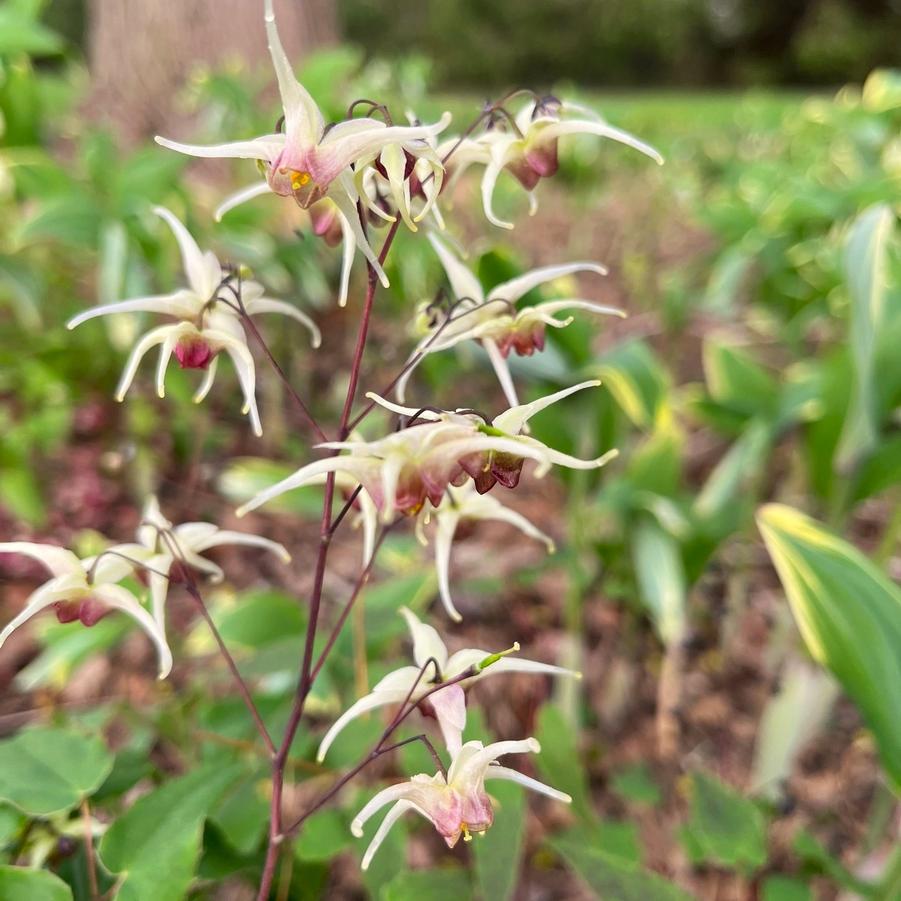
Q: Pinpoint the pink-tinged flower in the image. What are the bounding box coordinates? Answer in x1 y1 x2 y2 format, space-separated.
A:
416 483 555 622
67 207 320 436
235 381 616 522
317 607 578 763
351 734 570 867
127 495 290 632
156 0 450 292
453 97 662 229
0 542 172 678
398 233 622 407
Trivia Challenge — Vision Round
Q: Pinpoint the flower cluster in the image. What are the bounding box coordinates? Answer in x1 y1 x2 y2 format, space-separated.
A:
0 0 664 878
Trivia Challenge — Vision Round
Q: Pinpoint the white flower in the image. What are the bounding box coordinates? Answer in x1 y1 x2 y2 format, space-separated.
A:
351 734 570 868
156 0 450 291
67 207 320 436
235 381 616 523
0 542 172 678
416 483 555 622
316 607 578 762
398 233 622 407
127 495 291 632
449 96 662 229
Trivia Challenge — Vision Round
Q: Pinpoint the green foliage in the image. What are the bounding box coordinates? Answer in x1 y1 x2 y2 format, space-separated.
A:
472 780 526 901
758 504 901 792
0 866 73 901
0 727 113 817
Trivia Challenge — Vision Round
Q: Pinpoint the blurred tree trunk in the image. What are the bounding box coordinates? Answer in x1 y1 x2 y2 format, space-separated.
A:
86 0 338 142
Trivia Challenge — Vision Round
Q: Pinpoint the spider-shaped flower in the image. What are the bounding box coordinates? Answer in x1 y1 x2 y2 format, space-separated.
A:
351 735 570 868
236 381 616 522
67 207 319 436
318 607 577 762
454 96 662 229
158 0 450 293
0 542 172 678
398 233 622 407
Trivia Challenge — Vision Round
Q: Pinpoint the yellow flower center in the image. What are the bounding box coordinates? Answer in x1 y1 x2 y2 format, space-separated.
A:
291 170 312 190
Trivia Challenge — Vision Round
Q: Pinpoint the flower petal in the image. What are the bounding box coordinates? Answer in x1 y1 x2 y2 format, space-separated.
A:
153 206 218 299
537 118 663 166
489 262 607 304
484 764 572 803
316 688 409 763
492 380 601 434
360 800 422 870
67 291 198 330
427 233 484 303
214 181 273 221
432 512 464 622
190 530 290 563
154 133 286 162
399 606 449 672
483 338 520 409
114 324 182 401
0 542 81 578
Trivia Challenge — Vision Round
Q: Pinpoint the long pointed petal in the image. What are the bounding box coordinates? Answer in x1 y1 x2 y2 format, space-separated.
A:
480 154 515 230
114 325 181 401
351 779 440 838
492 380 601 434
330 178 389 288
426 233 483 303
538 119 663 165
484 338 520 410
153 206 217 298
485 764 573 803
209 331 261 436
433 513 464 622
214 182 272 221
399 606 449 671
531 299 624 319
244 297 321 348
192 355 219 403
154 134 285 162
0 542 80 577
0 579 84 648
490 262 607 304
361 801 422 870
191 530 290 563
317 690 408 763
67 292 196 330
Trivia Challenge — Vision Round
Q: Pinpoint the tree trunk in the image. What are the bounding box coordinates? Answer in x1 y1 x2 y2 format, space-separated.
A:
86 0 338 142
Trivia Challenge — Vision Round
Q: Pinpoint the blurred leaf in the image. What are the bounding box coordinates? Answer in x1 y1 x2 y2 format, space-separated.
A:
631 518 687 646
473 780 525 901
836 204 895 472
0 866 72 901
853 435 901 501
17 195 102 247
99 763 242 901
550 834 694 901
534 706 594 822
703 340 779 419
751 660 837 803
216 589 306 649
0 467 45 525
758 504 901 791
0 9 63 55
209 771 269 856
0 727 113 816
793 830 870 894
218 457 324 518
295 809 353 863
761 875 812 901
382 868 470 901
610 764 662 807
686 771 767 870
594 339 670 429
0 804 21 845
703 246 753 313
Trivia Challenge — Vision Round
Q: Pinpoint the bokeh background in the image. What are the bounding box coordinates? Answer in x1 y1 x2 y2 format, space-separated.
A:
1 1 900 899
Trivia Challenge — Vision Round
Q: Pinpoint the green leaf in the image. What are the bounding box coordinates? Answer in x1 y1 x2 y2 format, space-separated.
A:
836 204 895 472
594 339 671 429
473 780 525 901
761 875 812 901
99 762 242 901
631 518 687 646
534 706 594 822
550 835 694 901
610 764 662 807
703 340 779 419
209 771 270 856
686 771 767 870
295 809 354 863
0 467 45 526
0 10 63 55
216 589 306 649
757 504 901 791
218 457 325 518
382 868 471 901
0 866 72 901
0 727 113 816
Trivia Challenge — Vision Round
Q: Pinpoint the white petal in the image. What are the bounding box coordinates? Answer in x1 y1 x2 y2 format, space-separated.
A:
317 689 409 763
426 233 484 303
399 606 449 671
114 324 182 401
484 338 520 410
0 578 85 648
210 330 262 436
538 119 663 165
153 207 217 299
263 0 324 143
489 262 608 304
154 133 286 162
429 683 466 757
485 764 572 803
67 292 197 330
155 330 179 399
530 299 624 319
191 530 290 563
492 380 601 434
329 178 389 289
0 542 81 577
480 154 515 230
244 297 321 347
91 584 173 679
336 210 357 307
192 356 219 404
214 181 272 221
361 801 421 870
449 738 540 786
433 513 464 622
351 778 441 838
364 392 442 420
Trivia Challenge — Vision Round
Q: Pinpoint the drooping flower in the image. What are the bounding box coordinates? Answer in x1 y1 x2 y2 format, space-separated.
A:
351 735 570 868
398 233 622 407
446 96 662 229
416 482 555 622
0 542 172 678
67 207 320 436
156 0 450 290
316 607 578 762
125 495 290 631
235 381 617 522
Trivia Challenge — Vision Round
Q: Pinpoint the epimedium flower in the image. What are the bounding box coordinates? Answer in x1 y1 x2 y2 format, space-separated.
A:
460 96 663 229
0 542 173 678
67 207 320 436
351 735 570 867
235 381 617 523
317 607 578 763
156 0 450 292
398 233 623 407
416 482 555 622
124 495 291 632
